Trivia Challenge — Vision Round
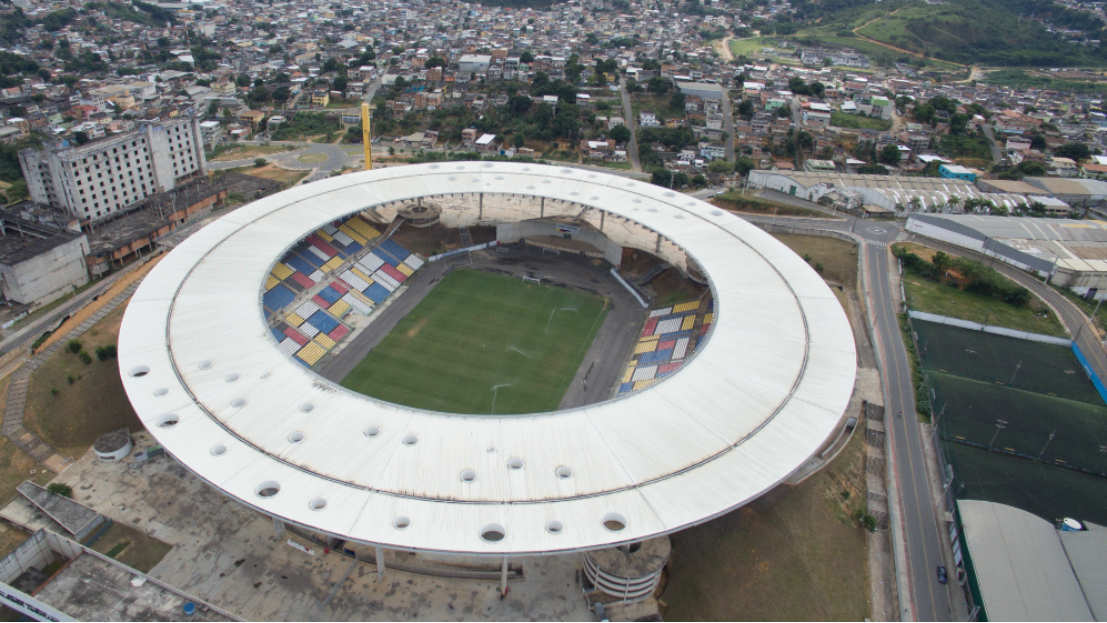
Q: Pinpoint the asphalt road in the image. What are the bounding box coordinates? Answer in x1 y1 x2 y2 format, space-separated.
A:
618 81 642 173
720 89 736 162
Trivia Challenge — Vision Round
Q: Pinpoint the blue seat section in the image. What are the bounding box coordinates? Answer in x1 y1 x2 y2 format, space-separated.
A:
657 329 694 342
379 239 409 261
618 382 635 394
372 248 401 267
293 242 326 268
317 286 342 305
344 241 364 255
364 282 392 304
638 349 675 365
263 284 295 311
306 310 340 334
271 327 285 342
284 254 315 276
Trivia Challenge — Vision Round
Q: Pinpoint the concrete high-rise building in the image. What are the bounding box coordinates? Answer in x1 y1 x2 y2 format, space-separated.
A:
18 118 207 221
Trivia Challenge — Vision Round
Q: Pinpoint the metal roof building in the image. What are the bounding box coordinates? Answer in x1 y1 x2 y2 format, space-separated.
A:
117 163 857 556
959 500 1105 621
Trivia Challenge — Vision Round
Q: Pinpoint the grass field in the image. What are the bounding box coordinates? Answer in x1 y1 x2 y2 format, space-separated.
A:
341 270 608 414
931 372 1107 470
914 319 1100 405
772 234 859 289
23 303 142 458
662 419 870 620
208 143 294 162
947 442 1107 525
216 164 310 187
830 111 892 131
899 260 1066 338
711 192 831 219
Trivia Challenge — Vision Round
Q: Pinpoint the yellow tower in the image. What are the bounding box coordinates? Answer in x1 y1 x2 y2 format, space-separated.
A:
361 102 373 170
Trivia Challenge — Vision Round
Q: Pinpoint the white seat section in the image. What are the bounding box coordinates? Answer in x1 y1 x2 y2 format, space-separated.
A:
342 293 372 315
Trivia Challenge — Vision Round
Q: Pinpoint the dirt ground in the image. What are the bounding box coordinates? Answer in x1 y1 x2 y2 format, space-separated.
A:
23 303 141 459
661 428 872 621
772 233 860 289
88 521 173 574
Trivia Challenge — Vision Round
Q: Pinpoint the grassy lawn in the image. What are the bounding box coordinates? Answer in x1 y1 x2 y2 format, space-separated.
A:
630 93 686 122
712 191 834 219
217 164 310 187
297 152 329 164
662 421 870 620
89 522 172 573
23 303 142 458
902 274 1065 337
830 111 892 131
208 143 294 162
341 269 608 414
729 36 773 58
772 234 859 288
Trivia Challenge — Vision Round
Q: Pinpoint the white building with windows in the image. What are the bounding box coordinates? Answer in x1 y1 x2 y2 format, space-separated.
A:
18 118 207 221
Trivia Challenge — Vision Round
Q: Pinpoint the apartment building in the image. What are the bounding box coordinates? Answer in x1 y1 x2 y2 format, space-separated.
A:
18 118 207 221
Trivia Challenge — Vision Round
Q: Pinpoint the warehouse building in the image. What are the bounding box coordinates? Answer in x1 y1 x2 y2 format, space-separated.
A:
906 213 1107 299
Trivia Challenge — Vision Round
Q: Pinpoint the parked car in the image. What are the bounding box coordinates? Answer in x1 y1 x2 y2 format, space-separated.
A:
937 565 948 584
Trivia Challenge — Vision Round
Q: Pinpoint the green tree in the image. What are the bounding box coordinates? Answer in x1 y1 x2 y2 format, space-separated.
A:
879 144 901 166
1055 142 1091 161
609 124 631 143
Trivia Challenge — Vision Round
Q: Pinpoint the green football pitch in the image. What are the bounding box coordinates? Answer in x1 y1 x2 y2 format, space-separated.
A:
340 269 609 414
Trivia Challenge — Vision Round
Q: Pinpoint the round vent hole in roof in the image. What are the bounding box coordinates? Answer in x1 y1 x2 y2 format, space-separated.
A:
256 481 280 498
481 523 506 543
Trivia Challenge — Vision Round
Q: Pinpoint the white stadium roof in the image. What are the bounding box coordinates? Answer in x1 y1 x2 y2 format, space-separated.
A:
118 162 856 556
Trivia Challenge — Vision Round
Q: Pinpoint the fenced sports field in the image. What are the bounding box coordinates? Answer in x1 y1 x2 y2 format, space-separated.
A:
340 269 608 415
911 319 1107 525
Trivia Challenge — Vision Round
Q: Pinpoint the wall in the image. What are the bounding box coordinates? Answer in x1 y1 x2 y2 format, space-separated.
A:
495 220 623 266
0 235 90 306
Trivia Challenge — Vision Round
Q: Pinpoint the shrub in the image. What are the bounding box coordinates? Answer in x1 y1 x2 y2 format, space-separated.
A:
94 344 117 361
31 331 52 351
77 350 92 364
46 483 72 498
67 374 75 385
49 387 58 396
67 340 82 354
254 158 266 167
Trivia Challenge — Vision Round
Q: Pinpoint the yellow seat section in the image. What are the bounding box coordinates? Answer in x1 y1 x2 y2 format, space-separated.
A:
681 315 696 331
672 301 699 313
348 217 380 240
265 275 280 290
397 263 415 276
704 312 714 325
271 263 294 280
316 229 334 242
296 342 326 365
633 379 659 391
338 223 368 245
285 313 304 327
322 257 344 273
314 333 336 349
634 341 657 354
623 367 635 383
351 267 373 283
329 300 351 318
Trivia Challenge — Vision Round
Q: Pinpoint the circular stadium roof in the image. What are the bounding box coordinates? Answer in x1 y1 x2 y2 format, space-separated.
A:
118 162 856 556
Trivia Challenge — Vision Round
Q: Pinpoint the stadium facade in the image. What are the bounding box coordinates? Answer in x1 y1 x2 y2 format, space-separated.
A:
118 163 857 557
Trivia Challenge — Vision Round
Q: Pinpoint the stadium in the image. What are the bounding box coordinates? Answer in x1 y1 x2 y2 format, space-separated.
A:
117 162 856 564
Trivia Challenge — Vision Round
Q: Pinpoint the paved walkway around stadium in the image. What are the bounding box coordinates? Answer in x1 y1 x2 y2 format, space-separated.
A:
10 432 598 621
318 245 647 407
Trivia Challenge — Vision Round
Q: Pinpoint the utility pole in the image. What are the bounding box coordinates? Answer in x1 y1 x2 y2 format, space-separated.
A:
1009 359 1022 385
361 102 373 171
1039 429 1056 460
989 419 1008 449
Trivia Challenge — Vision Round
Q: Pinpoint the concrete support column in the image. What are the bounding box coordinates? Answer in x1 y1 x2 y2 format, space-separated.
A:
541 196 545 217
600 211 605 232
375 545 385 580
273 517 285 539
479 193 484 220
655 232 662 253
500 556 509 595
